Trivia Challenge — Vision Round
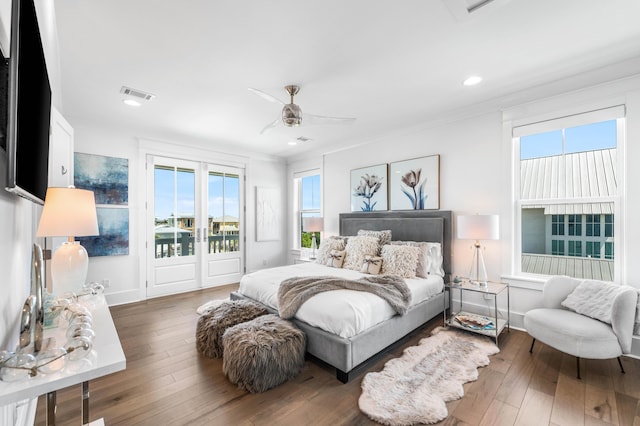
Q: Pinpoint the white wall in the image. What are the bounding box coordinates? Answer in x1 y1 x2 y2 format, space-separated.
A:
295 74 640 354
322 111 503 277
72 120 287 305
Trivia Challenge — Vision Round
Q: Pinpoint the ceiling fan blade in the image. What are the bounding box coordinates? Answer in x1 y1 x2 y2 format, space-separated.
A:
248 87 285 105
260 118 282 134
304 113 357 126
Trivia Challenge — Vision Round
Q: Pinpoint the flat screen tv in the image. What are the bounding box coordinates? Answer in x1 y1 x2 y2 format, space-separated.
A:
4 0 52 205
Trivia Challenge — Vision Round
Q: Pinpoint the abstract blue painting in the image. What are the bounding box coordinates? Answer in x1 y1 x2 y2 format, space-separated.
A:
77 207 129 257
74 152 128 205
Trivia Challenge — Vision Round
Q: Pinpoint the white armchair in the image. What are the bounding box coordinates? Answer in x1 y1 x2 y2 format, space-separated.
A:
524 275 638 379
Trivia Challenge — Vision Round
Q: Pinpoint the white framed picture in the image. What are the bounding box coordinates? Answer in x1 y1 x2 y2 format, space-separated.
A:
256 187 281 241
389 155 440 210
350 164 388 212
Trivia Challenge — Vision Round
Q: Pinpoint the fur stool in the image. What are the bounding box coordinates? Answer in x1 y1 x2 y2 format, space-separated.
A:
196 300 269 358
222 314 306 393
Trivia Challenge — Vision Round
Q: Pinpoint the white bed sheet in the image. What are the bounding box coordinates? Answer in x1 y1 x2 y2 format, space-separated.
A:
238 262 444 338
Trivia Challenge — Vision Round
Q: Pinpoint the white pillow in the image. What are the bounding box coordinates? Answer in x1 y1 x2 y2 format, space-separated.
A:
381 245 419 278
314 238 346 265
425 242 445 277
343 236 380 271
561 280 628 324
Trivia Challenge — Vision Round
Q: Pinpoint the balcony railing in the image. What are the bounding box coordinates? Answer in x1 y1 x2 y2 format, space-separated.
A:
155 234 240 258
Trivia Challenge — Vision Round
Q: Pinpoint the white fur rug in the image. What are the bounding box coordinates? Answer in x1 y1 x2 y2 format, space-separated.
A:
359 327 499 425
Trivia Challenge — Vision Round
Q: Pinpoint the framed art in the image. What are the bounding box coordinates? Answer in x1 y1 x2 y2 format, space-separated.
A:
350 164 388 212
389 155 440 210
77 207 129 257
256 187 281 241
74 152 129 205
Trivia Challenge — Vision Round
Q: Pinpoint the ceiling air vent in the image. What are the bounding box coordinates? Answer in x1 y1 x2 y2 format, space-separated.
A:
120 86 156 101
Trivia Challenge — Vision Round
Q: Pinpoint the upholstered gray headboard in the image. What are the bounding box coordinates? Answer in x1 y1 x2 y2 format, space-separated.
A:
339 210 452 281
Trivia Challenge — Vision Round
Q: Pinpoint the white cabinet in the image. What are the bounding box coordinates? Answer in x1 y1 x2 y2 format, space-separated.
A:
48 106 74 187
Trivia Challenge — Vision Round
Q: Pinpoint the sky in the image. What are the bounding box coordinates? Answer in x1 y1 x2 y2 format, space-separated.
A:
154 167 239 221
520 119 616 160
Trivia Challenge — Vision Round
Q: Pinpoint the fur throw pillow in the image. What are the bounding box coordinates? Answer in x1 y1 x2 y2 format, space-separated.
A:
381 245 419 278
357 230 392 255
343 236 380 271
315 237 347 265
561 280 628 324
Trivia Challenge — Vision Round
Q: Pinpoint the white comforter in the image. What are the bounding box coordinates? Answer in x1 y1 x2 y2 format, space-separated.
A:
238 262 444 338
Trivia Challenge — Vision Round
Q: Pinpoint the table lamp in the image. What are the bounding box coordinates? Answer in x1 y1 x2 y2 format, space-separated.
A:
457 214 499 286
303 217 324 259
37 187 99 295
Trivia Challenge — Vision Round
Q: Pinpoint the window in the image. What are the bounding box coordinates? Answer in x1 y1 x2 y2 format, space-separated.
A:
293 170 321 249
515 106 623 281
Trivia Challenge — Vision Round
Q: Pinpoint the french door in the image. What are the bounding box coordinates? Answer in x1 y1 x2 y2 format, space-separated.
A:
146 155 244 297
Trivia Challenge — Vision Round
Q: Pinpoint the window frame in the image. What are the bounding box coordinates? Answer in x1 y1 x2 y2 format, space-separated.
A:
512 106 625 283
292 168 322 250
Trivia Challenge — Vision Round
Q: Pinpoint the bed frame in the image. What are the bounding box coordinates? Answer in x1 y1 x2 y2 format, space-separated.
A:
231 210 452 382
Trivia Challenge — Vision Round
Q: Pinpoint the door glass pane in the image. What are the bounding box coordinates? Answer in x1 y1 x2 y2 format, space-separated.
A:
154 165 195 258
208 171 240 253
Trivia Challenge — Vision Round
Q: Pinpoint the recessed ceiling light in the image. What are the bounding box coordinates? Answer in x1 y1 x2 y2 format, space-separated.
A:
463 76 483 86
288 141 297 146
123 99 141 107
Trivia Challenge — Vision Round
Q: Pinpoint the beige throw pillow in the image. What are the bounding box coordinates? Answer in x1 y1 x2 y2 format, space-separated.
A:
360 255 383 274
381 245 419 278
343 236 380 271
357 229 392 255
326 249 346 268
315 238 346 265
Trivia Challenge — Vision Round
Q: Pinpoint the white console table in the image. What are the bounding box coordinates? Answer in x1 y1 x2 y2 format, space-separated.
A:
0 295 126 425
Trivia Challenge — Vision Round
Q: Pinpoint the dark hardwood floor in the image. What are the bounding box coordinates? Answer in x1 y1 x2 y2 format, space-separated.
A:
35 284 640 426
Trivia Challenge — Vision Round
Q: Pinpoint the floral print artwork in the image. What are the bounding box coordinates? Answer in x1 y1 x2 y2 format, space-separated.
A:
354 173 384 211
400 168 427 209
390 155 439 210
350 164 388 212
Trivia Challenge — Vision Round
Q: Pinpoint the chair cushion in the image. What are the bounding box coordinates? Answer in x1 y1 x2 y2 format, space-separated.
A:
524 308 622 359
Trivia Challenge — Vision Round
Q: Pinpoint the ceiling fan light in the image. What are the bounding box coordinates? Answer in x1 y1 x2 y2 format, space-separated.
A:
282 103 303 127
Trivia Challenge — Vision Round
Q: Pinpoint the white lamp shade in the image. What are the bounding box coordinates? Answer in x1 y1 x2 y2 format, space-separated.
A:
37 187 99 295
457 214 499 241
37 187 99 237
303 217 324 233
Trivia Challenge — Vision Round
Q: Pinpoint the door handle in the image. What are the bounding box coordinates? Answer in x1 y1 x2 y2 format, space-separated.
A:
203 227 208 242
196 228 201 243
61 165 68 175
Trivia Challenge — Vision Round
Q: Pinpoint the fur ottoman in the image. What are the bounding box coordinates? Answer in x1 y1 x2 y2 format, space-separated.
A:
222 314 306 393
196 300 269 358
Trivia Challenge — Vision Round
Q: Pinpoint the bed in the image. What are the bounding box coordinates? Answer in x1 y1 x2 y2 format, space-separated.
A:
231 210 452 382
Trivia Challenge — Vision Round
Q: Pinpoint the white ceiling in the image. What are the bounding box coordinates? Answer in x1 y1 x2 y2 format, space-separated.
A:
54 0 640 159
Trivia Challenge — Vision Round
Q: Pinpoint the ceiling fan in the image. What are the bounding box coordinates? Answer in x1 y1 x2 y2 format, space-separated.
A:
248 85 356 134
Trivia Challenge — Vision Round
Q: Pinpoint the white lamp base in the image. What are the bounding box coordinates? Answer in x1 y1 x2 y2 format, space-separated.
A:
51 241 89 295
